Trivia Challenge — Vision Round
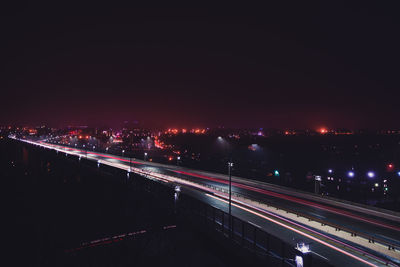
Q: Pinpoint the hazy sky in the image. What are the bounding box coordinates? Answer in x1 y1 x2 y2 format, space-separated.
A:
1 3 399 129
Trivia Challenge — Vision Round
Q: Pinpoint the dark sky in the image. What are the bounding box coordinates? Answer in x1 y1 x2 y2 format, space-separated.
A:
1 3 399 129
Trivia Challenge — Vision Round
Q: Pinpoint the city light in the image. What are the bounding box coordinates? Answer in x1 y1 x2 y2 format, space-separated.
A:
328 169 333 174
387 163 395 172
347 171 355 178
367 171 375 178
319 128 328 134
274 170 280 176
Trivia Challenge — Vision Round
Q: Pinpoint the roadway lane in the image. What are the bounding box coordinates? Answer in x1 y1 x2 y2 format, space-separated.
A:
44 143 400 241
164 169 400 247
181 186 386 267
18 139 400 266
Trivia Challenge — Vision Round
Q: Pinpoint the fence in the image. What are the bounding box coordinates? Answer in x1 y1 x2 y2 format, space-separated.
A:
177 193 330 267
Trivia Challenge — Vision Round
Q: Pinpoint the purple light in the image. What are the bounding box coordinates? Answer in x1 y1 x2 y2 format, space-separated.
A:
367 171 375 178
328 169 333 174
347 171 355 178
397 171 400 177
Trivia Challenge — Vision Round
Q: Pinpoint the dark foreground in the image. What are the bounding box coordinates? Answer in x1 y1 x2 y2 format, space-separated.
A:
5 139 251 267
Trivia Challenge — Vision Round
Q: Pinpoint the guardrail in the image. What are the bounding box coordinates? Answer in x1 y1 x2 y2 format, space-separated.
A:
170 173 400 255
177 193 331 267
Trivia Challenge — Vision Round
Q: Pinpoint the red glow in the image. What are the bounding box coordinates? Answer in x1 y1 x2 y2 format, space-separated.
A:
387 163 395 172
154 138 165 149
319 128 328 134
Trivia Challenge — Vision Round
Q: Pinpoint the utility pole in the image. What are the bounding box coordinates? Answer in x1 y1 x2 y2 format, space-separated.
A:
228 161 233 238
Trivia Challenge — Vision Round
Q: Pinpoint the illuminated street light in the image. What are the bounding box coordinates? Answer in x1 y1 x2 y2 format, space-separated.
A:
328 169 333 174
367 171 375 178
144 152 148 161
122 149 125 156
347 171 355 178
274 170 280 176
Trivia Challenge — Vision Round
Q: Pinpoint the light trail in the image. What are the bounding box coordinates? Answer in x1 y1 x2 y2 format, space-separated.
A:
25 140 400 232
15 138 399 266
211 192 397 266
206 193 381 267
174 170 400 232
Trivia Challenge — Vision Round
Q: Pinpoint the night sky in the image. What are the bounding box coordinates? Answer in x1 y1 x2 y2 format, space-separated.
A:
1 3 399 129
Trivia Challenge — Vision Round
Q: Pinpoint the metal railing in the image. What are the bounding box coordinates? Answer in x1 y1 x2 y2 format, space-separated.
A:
177 194 329 267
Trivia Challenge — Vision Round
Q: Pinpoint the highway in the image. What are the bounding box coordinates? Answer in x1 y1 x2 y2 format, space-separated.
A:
14 137 400 266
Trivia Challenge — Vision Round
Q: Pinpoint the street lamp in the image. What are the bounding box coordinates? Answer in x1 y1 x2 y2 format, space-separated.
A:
177 156 181 166
367 171 375 178
228 161 233 237
144 152 148 161
122 149 125 157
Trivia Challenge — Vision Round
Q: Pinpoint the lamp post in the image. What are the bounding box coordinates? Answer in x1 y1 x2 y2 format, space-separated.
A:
122 149 125 157
217 136 234 237
228 161 233 237
144 152 148 161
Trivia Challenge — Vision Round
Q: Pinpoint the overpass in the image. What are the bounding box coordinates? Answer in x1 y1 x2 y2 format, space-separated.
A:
13 137 400 266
